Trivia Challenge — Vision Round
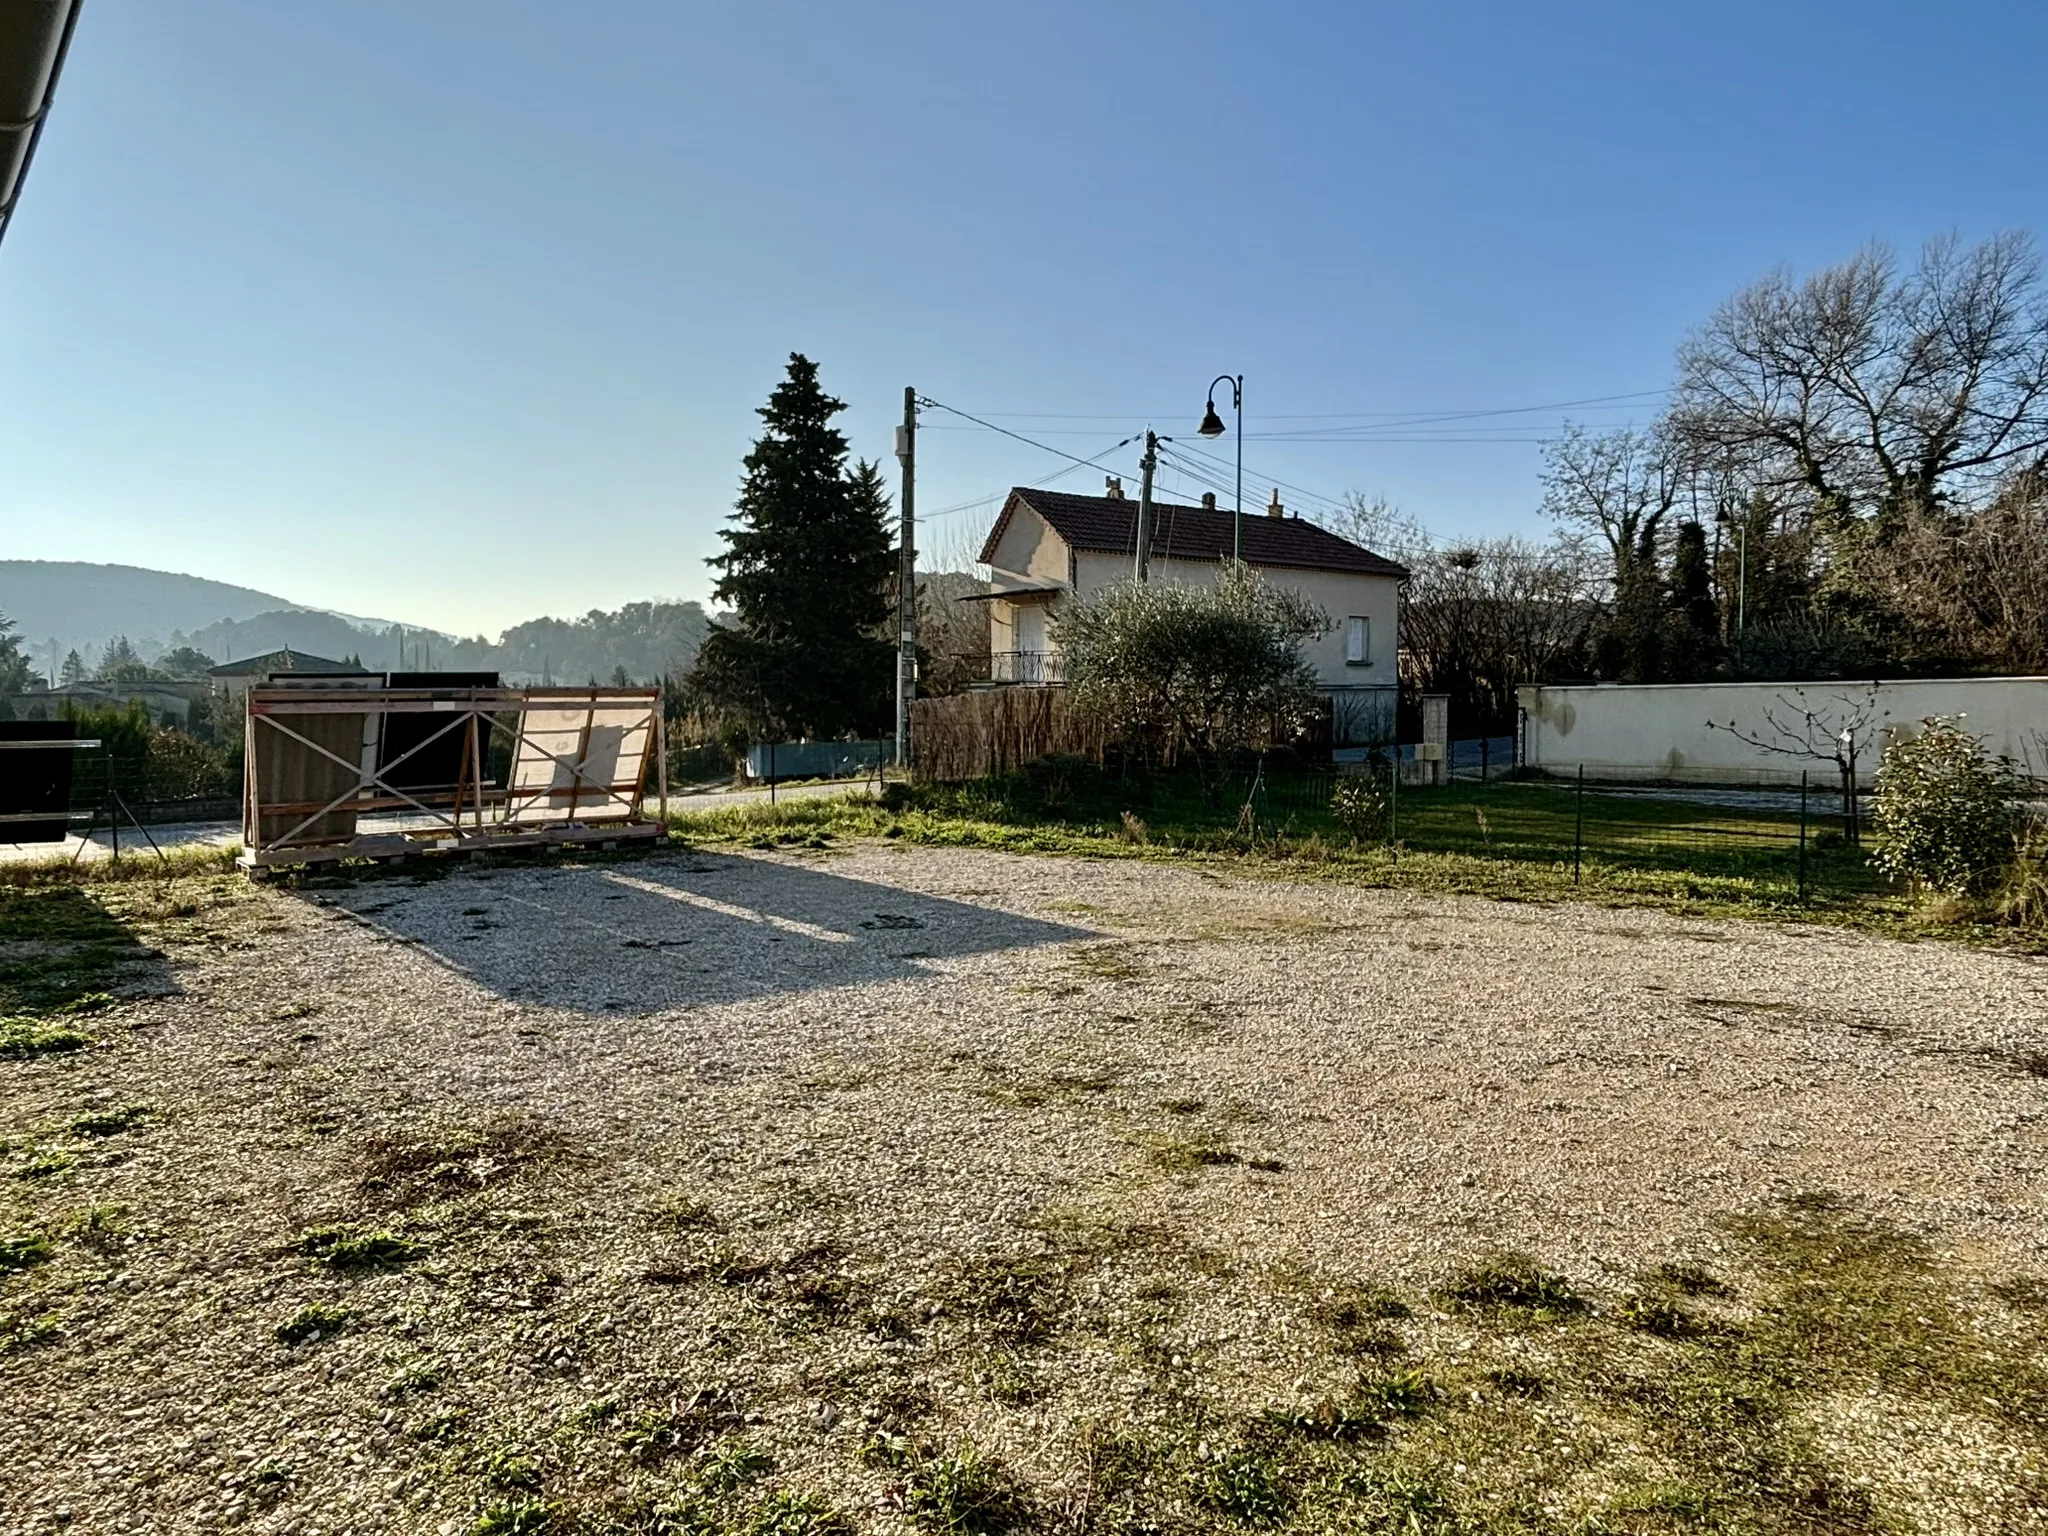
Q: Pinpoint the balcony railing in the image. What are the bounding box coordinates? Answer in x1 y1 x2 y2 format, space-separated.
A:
988 650 1065 686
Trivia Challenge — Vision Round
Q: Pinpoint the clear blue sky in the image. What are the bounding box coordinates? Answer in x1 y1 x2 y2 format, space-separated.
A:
3 1 2044 636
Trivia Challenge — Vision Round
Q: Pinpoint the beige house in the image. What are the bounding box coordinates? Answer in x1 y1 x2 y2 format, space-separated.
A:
974 483 1407 744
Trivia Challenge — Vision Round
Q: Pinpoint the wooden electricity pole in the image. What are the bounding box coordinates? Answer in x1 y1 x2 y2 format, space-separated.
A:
894 388 917 771
1134 430 1158 582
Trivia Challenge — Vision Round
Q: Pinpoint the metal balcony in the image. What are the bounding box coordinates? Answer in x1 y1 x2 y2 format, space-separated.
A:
987 650 1065 686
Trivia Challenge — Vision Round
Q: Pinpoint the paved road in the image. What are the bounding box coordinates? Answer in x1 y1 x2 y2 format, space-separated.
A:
0 778 871 865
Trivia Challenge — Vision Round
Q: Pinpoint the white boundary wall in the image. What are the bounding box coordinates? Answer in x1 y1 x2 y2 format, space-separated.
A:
1516 676 2048 785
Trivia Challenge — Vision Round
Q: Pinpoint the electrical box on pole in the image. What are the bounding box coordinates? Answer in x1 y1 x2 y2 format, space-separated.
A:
895 389 917 772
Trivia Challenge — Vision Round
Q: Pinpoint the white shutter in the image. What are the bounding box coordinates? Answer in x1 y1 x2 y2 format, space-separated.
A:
1345 616 1368 664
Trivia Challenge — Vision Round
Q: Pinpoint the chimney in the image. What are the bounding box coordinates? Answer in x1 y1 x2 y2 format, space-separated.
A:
1201 492 1216 511
1105 476 1126 500
1267 489 1284 519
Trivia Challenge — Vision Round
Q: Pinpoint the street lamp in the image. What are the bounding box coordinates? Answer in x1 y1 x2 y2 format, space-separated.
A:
1198 374 1243 562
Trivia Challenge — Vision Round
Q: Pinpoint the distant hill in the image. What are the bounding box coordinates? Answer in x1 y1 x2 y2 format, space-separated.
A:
0 561 415 674
0 560 711 687
172 610 415 670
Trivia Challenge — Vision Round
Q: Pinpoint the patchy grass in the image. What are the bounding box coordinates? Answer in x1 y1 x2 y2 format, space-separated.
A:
472 1499 556 1536
295 1224 425 1271
62 1202 134 1250
748 1486 852 1536
0 1231 55 1271
0 844 241 891
938 1251 1073 1348
0 1303 62 1353
0 888 150 1016
357 1114 570 1205
1145 1132 1242 1173
1434 1251 1592 1320
64 1102 154 1137
381 1360 443 1400
0 1015 93 1059
864 1437 1032 1534
274 1302 351 1345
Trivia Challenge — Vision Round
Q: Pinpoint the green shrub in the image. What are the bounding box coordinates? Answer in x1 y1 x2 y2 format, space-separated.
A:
1330 773 1390 844
1871 718 2020 896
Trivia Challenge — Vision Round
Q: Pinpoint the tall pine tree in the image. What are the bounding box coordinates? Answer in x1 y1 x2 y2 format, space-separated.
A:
692 354 896 738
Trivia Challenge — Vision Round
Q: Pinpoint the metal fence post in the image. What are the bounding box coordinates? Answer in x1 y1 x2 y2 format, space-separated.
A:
769 741 776 805
1389 750 1399 847
1480 736 1489 783
1798 770 1809 901
1573 764 1584 887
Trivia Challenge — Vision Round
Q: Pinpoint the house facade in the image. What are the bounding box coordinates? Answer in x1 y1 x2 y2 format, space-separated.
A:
975 484 1407 745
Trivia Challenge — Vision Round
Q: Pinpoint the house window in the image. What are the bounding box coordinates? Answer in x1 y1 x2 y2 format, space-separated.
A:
1345 616 1370 665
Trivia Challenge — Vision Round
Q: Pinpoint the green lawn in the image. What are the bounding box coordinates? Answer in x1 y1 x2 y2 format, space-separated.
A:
664 771 1925 934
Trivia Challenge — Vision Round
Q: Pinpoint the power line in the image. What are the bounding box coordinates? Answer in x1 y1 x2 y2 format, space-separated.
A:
931 388 1669 429
917 428 1145 523
916 396 1139 474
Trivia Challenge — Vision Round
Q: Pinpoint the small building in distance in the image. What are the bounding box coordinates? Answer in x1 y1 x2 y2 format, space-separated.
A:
975 483 1408 744
1 678 209 726
207 649 372 709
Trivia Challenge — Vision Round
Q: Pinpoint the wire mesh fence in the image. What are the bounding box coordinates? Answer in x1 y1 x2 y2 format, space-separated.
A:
1211 758 1871 900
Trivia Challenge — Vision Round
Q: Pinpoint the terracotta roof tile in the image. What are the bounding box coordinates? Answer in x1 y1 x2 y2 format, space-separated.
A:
980 488 1408 579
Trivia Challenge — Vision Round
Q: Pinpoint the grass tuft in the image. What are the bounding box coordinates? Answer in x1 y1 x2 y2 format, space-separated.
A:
748 1487 850 1536
275 1301 350 1345
295 1224 424 1271
1435 1252 1590 1320
0 1015 93 1058
0 1231 55 1271
64 1102 154 1137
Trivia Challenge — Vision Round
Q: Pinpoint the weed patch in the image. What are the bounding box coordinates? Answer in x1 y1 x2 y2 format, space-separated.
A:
473 1499 556 1536
1435 1252 1590 1320
939 1251 1071 1347
357 1114 569 1205
275 1302 350 1345
0 1015 93 1058
296 1224 424 1271
1146 1132 1241 1172
748 1487 850 1536
64 1102 154 1137
0 1304 61 1353
866 1437 1032 1534
381 1360 443 1399
0 1231 55 1271
63 1203 133 1250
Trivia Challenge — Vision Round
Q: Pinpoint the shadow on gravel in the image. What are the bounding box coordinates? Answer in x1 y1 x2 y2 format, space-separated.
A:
311 852 1096 1014
0 886 181 1017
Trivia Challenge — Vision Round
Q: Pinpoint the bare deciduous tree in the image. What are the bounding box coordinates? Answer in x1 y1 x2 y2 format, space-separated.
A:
1540 424 1682 680
1706 685 1887 837
1399 536 1602 731
1861 467 2048 674
1672 232 2048 533
1540 424 1682 583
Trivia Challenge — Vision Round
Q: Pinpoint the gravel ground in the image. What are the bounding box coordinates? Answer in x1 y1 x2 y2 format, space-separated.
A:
0 780 863 866
3 842 2046 1534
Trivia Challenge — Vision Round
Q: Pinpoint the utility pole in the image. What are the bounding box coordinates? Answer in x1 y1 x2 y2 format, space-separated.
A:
1133 430 1158 582
894 388 917 772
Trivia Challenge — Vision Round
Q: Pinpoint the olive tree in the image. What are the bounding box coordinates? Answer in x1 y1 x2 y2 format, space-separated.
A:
1056 564 1327 785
